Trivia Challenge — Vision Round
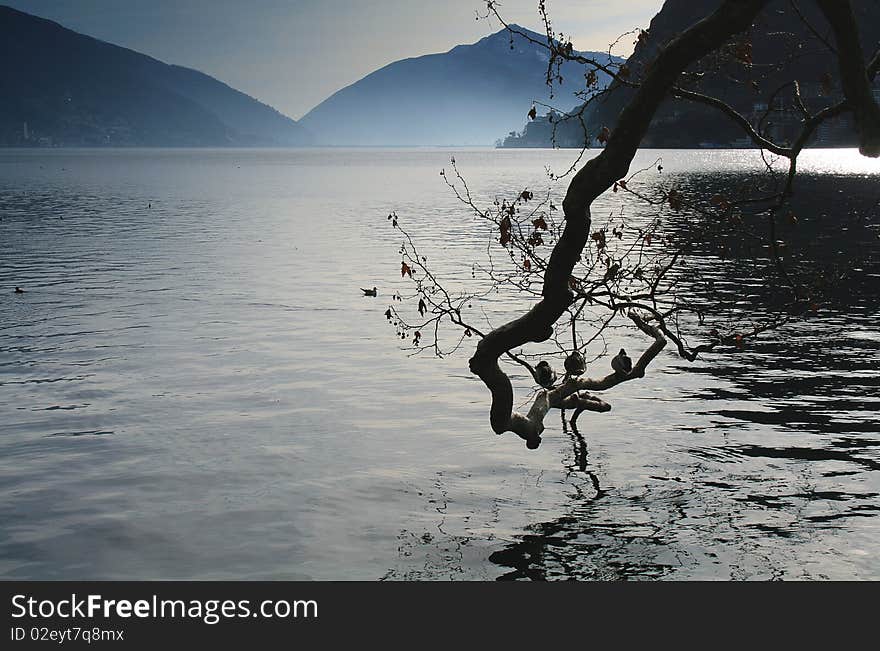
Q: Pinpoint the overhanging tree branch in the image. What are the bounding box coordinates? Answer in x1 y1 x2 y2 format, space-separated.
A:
467 0 772 446
386 1 877 452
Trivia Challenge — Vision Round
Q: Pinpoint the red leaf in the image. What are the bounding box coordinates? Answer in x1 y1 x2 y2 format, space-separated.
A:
401 261 412 278
734 41 752 65
597 126 611 144
500 216 512 247
532 216 548 231
523 259 532 272
820 71 834 96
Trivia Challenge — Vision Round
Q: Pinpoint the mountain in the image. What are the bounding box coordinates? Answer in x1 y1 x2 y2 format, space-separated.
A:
0 5 311 147
502 0 880 148
300 26 620 146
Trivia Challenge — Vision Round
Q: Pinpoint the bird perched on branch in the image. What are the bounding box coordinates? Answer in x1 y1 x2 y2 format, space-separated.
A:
611 349 632 376
535 361 557 388
564 350 586 376
361 287 378 297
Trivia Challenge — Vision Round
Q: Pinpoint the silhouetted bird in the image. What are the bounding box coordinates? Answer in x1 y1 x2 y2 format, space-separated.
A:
535 361 557 388
14 287 25 294
564 351 586 376
361 287 378 297
611 349 632 376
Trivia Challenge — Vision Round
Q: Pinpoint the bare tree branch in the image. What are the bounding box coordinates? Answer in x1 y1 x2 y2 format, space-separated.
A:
467 1 773 445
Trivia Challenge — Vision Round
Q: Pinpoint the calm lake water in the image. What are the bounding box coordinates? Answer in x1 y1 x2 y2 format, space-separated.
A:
1 147 878 580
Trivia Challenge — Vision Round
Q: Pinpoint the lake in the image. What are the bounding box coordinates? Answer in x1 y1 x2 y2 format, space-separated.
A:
0 147 878 580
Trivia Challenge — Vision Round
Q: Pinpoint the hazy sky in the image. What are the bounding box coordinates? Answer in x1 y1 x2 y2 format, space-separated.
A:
4 0 663 119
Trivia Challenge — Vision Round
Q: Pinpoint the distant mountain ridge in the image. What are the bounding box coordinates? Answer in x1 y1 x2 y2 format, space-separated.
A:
502 0 880 148
300 25 621 146
0 5 311 147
